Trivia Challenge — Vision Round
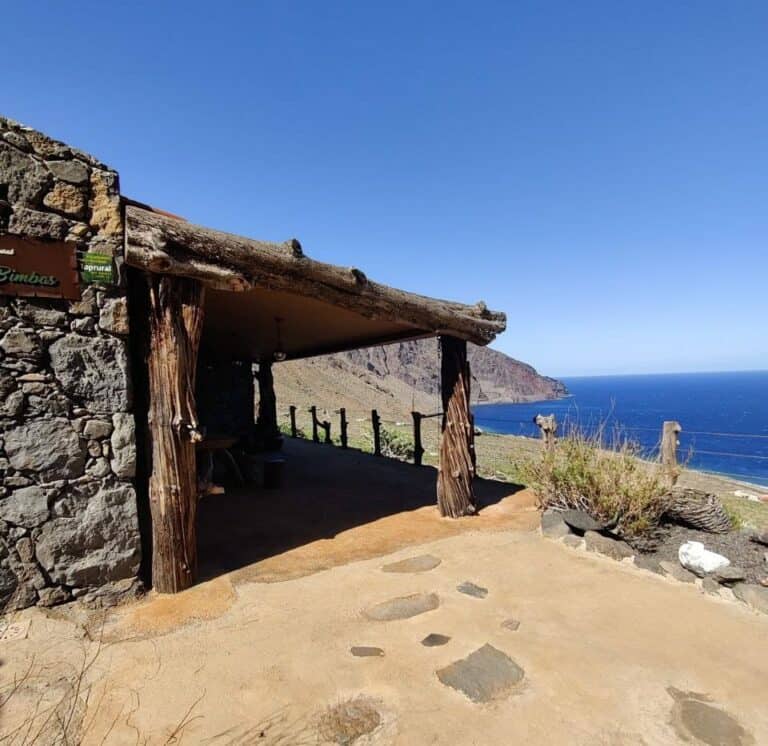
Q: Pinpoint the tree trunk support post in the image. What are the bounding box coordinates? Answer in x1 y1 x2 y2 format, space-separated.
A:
145 274 205 594
534 414 557 450
339 408 348 449
257 360 279 447
662 420 682 485
371 409 382 456
437 336 476 517
289 405 297 438
310 406 320 443
412 411 424 466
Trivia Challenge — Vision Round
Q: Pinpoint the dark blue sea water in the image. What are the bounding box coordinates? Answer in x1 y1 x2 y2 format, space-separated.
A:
473 371 768 488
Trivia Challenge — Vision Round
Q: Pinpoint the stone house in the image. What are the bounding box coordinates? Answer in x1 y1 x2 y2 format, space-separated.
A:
0 117 505 611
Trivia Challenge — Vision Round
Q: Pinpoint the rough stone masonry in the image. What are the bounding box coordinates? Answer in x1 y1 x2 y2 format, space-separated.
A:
0 116 141 611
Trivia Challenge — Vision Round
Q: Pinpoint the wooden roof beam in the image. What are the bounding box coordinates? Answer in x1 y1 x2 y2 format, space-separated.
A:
124 204 506 346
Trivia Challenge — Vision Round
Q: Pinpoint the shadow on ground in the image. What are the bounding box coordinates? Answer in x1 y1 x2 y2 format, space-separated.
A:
197 438 531 583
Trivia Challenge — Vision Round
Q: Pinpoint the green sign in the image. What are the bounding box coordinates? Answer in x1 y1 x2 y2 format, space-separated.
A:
80 253 115 285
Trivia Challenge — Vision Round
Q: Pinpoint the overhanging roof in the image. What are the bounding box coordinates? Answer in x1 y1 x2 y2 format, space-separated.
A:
123 204 506 361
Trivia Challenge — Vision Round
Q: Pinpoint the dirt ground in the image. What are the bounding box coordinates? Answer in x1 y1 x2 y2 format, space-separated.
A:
2 442 767 745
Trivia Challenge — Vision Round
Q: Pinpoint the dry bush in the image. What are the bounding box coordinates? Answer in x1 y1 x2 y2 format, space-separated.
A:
516 424 672 537
317 696 382 745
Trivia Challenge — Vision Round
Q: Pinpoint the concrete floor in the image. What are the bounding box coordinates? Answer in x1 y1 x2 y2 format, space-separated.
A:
1 442 767 745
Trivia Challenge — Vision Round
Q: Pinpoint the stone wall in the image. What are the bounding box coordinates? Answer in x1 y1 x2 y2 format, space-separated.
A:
0 117 141 611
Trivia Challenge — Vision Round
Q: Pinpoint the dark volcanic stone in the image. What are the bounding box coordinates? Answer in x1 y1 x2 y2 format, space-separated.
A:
421 633 451 647
381 554 441 573
363 592 439 621
541 510 570 538
562 509 605 535
713 566 746 585
584 531 635 561
750 531 768 547
457 581 488 599
436 644 525 703
350 646 384 657
501 618 521 631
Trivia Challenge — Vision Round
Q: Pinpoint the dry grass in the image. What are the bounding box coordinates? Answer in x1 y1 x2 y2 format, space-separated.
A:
317 696 382 745
515 425 671 537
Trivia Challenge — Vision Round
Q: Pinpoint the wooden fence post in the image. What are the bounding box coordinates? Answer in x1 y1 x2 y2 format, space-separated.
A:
534 414 558 450
412 411 424 466
371 409 382 456
339 408 348 449
289 405 297 438
310 406 319 443
321 420 332 444
661 420 682 485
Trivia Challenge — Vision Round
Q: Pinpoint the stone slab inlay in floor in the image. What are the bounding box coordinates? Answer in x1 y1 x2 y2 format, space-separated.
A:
381 554 442 573
363 592 440 621
436 643 525 703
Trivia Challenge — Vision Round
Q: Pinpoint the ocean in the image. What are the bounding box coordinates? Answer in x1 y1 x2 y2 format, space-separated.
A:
473 371 768 489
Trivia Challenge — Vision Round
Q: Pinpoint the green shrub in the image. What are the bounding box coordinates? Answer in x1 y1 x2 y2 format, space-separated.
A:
368 425 415 461
516 427 671 538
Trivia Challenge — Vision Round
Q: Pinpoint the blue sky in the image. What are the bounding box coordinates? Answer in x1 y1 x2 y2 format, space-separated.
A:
4 2 767 376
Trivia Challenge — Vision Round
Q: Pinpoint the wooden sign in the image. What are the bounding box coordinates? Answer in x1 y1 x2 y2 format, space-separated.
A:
0 234 80 300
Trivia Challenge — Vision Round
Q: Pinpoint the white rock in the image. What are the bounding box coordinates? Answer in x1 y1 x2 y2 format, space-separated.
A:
678 541 730 577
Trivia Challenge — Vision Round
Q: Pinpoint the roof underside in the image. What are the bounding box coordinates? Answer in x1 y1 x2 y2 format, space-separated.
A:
201 286 428 362
123 203 506 362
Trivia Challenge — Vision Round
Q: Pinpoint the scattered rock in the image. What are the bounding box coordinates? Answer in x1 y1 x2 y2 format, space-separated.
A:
659 560 698 584
749 532 768 547
562 534 585 549
436 644 525 703
541 510 570 538
584 531 634 560
457 581 488 599
421 633 451 647
679 541 730 577
501 618 520 631
363 592 439 621
381 554 441 573
14 301 67 327
713 566 746 585
634 554 663 574
37 586 71 607
8 207 73 240
350 646 385 657
562 509 609 535
732 583 768 615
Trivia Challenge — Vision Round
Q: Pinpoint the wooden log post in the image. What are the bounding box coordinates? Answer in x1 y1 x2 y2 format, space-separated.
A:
339 408 348 449
257 360 280 447
289 405 298 438
412 411 424 466
437 336 476 517
145 274 205 594
534 414 558 451
310 406 320 443
661 420 682 485
371 409 382 456
321 420 332 444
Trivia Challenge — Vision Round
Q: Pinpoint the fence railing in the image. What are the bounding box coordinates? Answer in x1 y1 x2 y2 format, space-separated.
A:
282 406 768 483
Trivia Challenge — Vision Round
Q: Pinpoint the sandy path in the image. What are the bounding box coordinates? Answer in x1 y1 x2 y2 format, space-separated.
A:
2 527 767 745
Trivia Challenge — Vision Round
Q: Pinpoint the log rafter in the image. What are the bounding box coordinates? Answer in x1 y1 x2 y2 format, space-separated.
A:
124 204 506 346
